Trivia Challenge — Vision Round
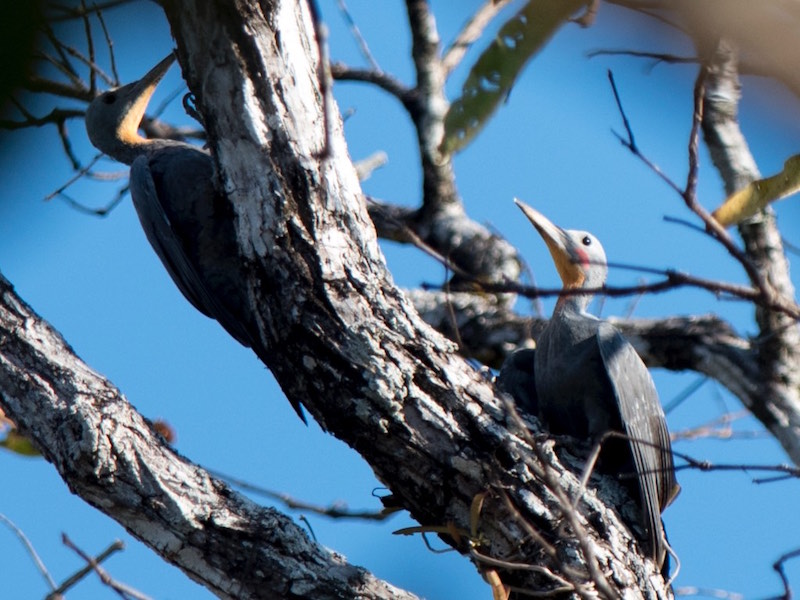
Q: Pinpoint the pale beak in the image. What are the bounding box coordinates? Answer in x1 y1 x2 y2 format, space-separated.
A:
116 53 177 142
514 198 584 288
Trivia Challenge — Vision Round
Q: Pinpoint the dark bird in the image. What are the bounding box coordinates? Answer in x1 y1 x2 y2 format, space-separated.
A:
502 199 679 568
85 54 305 422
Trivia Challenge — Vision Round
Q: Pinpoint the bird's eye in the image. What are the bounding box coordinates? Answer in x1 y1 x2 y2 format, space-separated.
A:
582 236 592 246
102 93 117 105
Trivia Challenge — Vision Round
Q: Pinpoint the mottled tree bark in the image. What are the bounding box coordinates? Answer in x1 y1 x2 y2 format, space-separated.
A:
0 275 417 600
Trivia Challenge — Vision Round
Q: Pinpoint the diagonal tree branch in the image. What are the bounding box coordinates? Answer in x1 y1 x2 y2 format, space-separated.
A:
0 273 418 600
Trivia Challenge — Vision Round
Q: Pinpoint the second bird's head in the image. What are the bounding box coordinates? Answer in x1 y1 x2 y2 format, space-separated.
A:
514 198 608 290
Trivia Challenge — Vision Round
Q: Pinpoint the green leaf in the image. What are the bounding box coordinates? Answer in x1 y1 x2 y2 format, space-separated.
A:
443 0 586 154
712 154 800 227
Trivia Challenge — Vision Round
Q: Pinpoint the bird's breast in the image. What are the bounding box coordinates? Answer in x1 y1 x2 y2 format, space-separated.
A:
534 317 619 439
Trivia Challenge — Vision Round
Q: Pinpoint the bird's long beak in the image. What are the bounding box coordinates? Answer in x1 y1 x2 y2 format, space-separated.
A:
514 198 585 288
117 53 177 143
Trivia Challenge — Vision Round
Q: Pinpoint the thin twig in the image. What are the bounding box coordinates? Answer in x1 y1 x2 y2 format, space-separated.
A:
57 119 81 169
56 41 115 87
330 63 412 105
44 154 103 201
663 214 708 236
441 0 512 77
0 107 85 130
55 188 129 216
608 70 636 152
81 0 96 91
470 547 573 594
500 400 616 599
47 539 126 599
0 513 58 592
41 23 79 79
34 47 85 89
608 65 774 304
772 547 800 600
62 534 152 600
671 410 765 442
94 2 119 84
674 585 744 600
206 468 393 520
151 84 186 118
335 0 381 71
47 0 132 21
589 49 698 69
663 376 707 414
672 451 800 480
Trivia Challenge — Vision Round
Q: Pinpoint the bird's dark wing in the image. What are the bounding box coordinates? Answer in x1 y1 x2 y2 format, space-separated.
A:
130 151 307 423
597 322 679 565
130 154 216 319
496 348 538 416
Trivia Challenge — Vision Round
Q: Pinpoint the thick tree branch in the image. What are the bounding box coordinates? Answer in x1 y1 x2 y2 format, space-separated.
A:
700 40 800 466
404 0 459 209
0 274 416 600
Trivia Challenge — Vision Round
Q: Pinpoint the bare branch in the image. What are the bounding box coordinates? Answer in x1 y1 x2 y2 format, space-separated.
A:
47 539 126 600
330 63 412 104
0 107 84 130
46 0 134 21
335 0 381 71
441 0 513 77
671 411 763 442
590 48 697 67
0 513 58 592
773 547 800 600
62 535 152 600
674 586 744 600
405 0 459 208
607 65 776 303
206 468 394 521
673 452 800 480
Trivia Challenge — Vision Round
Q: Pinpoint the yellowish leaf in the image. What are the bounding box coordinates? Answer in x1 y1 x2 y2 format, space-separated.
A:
712 154 800 227
469 491 488 539
485 569 510 600
0 430 41 457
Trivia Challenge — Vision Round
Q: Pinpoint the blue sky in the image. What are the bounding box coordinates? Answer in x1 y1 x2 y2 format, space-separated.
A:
2 1 800 597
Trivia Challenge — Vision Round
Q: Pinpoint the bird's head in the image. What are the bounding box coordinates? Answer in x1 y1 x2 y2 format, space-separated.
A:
85 53 176 164
514 198 608 291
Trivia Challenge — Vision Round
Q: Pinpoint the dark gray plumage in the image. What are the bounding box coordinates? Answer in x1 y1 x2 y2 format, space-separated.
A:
497 347 538 416
506 199 679 568
85 54 305 422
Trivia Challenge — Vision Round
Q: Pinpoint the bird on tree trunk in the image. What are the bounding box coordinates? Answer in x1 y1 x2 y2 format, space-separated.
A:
499 199 679 569
84 53 305 422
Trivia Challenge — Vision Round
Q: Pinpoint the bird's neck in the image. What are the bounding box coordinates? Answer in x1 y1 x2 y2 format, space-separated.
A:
555 288 593 316
100 131 151 165
105 134 181 165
